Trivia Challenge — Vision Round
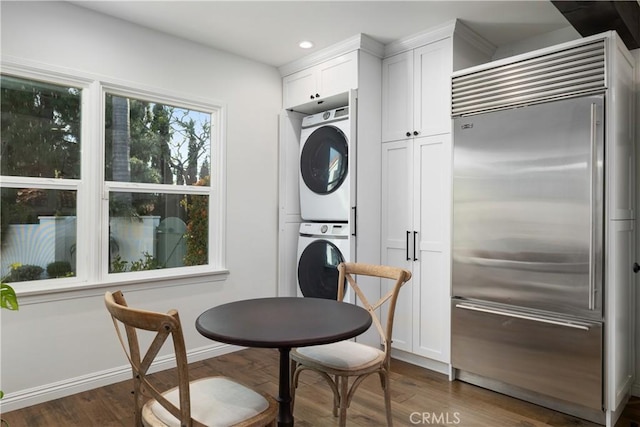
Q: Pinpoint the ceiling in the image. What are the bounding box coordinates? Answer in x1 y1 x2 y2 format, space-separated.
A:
70 1 574 68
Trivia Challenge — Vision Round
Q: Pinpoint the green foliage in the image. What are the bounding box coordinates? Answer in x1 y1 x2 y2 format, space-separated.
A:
183 176 209 266
110 255 129 273
130 252 159 271
5 264 44 282
0 283 19 311
46 261 73 278
110 252 159 273
0 75 81 179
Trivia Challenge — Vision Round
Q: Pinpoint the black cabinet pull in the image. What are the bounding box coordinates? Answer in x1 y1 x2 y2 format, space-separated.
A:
351 206 357 237
315 93 320 98
413 131 419 136
413 231 418 261
634 262 640 273
310 94 315 99
406 131 411 137
406 231 410 261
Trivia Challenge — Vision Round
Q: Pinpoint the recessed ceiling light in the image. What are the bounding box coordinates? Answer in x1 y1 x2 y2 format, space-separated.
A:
299 40 314 49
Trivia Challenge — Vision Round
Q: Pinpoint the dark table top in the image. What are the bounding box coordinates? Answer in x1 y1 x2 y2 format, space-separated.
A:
195 297 372 348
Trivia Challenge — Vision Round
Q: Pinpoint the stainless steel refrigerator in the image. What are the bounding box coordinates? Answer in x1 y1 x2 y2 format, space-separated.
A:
451 93 606 419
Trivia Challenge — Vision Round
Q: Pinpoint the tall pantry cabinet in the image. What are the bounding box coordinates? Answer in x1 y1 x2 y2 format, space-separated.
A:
380 21 494 371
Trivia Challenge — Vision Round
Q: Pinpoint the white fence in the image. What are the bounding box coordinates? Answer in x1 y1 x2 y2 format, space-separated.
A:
0 216 176 279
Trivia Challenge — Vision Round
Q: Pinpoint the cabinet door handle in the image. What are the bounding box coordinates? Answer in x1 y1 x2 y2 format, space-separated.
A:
633 262 640 273
351 206 357 237
406 231 411 261
315 93 320 98
310 94 315 99
413 131 419 136
405 131 411 137
413 231 418 261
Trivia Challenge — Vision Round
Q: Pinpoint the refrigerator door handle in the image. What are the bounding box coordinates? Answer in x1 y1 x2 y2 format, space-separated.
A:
455 303 592 331
588 102 597 310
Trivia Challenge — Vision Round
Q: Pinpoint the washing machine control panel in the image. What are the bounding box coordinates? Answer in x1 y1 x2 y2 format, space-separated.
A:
301 106 349 128
299 222 349 237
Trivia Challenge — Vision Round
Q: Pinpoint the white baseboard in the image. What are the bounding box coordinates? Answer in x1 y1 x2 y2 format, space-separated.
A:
390 348 450 376
0 343 243 413
631 382 640 397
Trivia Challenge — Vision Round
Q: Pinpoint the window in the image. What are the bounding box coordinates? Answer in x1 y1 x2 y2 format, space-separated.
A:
104 91 213 275
1 75 82 285
0 69 224 293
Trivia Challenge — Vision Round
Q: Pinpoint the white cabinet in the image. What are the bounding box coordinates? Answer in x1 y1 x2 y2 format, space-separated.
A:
380 38 454 366
277 37 383 306
381 38 452 143
381 134 451 363
381 51 413 143
604 34 636 420
283 51 358 110
606 219 635 413
277 110 304 298
380 22 493 369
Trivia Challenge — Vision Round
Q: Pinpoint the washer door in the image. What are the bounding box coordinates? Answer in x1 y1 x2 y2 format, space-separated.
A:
300 126 348 195
298 239 346 299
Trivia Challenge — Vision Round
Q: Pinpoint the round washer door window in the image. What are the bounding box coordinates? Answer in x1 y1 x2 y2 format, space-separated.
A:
300 126 348 195
298 240 346 299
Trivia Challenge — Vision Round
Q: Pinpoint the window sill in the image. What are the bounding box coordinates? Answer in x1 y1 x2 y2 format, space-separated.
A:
11 269 230 306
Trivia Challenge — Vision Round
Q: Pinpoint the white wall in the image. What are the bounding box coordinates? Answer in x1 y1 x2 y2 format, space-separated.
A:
0 1 282 410
492 26 580 60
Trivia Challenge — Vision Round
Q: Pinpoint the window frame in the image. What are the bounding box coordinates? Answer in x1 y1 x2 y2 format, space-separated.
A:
0 62 227 297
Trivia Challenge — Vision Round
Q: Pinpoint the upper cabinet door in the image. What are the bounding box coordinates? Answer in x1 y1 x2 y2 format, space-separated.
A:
283 51 358 110
381 51 413 143
414 38 453 137
317 52 358 100
283 68 317 110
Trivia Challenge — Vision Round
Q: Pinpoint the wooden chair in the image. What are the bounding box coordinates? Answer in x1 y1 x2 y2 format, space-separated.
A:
290 262 412 426
104 290 278 427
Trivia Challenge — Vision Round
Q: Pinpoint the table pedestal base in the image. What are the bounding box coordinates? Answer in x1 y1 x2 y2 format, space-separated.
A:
277 347 293 427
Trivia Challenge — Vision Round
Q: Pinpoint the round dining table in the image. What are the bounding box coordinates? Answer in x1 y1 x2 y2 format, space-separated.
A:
195 296 372 427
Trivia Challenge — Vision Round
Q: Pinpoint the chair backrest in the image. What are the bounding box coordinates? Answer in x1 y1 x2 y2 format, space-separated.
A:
104 291 197 426
336 262 411 357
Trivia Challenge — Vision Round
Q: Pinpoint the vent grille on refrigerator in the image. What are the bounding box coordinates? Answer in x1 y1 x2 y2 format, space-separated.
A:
451 40 606 116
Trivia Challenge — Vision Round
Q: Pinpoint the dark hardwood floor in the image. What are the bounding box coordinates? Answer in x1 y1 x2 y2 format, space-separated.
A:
2 347 639 426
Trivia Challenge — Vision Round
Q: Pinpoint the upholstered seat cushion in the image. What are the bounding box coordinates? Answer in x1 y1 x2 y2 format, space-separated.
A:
144 377 269 427
295 340 384 370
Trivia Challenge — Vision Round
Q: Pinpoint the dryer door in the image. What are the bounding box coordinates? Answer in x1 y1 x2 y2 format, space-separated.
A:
300 126 348 195
298 239 346 299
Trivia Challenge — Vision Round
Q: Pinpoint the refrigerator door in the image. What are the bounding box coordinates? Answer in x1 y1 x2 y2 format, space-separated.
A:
452 95 604 319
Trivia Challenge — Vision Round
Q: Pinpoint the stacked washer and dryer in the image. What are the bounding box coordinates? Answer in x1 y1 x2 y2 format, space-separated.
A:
296 106 352 300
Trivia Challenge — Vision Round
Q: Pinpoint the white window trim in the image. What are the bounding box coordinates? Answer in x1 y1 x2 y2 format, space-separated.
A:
0 59 228 300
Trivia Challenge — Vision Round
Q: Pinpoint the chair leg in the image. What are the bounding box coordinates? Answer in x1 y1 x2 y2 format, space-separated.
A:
332 374 340 417
380 371 393 426
133 382 143 427
290 360 298 412
338 376 349 427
